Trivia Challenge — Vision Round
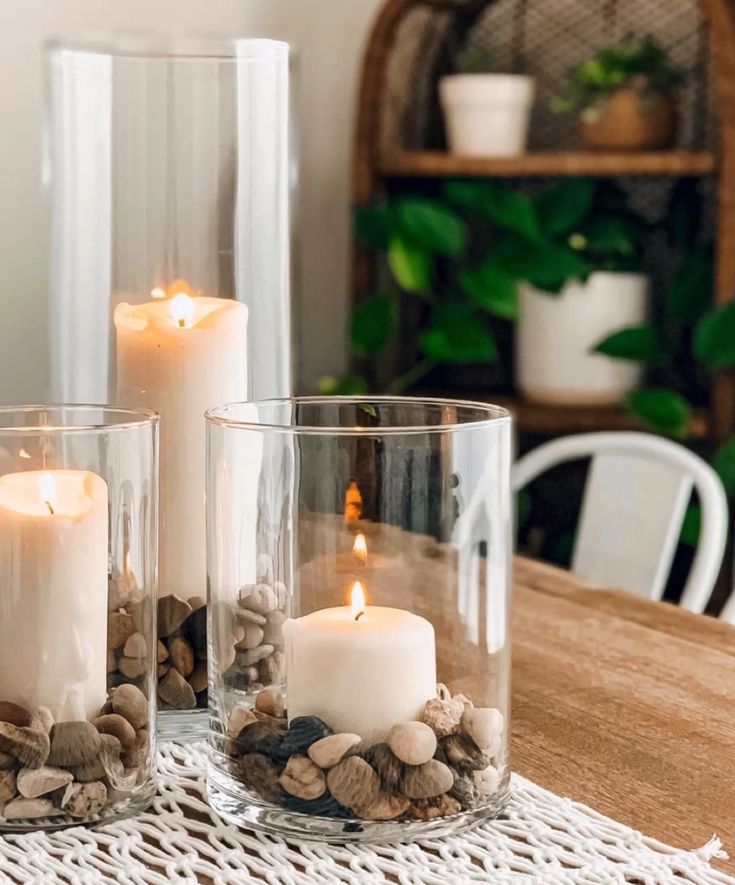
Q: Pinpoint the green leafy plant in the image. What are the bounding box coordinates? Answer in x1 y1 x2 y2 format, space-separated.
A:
455 45 495 75
553 34 684 120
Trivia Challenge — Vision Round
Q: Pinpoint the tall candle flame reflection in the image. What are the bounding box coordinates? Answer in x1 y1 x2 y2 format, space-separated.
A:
170 293 196 329
41 472 56 516
351 581 366 622
353 532 367 566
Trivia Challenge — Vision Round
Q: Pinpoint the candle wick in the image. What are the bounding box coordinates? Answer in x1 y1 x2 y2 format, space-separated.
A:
178 318 186 329
354 611 364 622
44 500 55 516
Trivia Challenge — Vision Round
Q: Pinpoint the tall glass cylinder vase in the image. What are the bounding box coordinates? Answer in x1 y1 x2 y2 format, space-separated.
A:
45 36 291 737
0 406 158 830
206 397 512 842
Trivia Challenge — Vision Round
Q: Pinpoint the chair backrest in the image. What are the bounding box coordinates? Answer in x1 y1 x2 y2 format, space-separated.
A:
512 432 729 614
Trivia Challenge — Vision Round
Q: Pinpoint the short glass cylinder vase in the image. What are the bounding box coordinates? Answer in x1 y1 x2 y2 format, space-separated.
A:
205 397 512 842
0 406 158 831
45 36 291 736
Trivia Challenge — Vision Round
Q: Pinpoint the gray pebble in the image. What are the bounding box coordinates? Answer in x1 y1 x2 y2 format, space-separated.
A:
238 584 277 615
0 769 16 806
279 755 326 800
238 753 284 803
16 766 72 799
3 796 63 820
326 756 380 811
388 721 437 766
158 668 196 710
308 733 361 769
158 594 192 637
47 722 100 768
402 759 454 799
236 623 265 651
64 781 108 818
237 645 274 667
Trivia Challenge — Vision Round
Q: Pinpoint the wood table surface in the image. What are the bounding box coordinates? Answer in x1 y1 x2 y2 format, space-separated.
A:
513 556 735 876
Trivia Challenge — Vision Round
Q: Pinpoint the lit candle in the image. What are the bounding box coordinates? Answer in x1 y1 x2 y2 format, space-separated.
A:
353 532 367 567
283 581 437 742
0 469 108 721
114 284 248 601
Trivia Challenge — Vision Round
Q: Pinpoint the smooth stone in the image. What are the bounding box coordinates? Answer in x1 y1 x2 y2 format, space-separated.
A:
3 796 63 820
265 610 286 629
259 651 285 686
236 623 265 651
462 708 504 752
32 708 54 734
326 756 380 811
279 755 326 800
440 732 488 772
449 774 478 808
255 553 274 584
233 719 286 758
94 714 137 751
356 790 410 821
107 650 118 674
188 662 208 694
275 716 333 763
64 781 108 819
407 793 461 821
169 636 195 678
158 595 192 638
402 759 454 799
0 752 16 770
0 769 16 806
185 605 207 653
237 645 274 667
238 584 277 615
359 743 403 791
473 764 500 795
308 733 361 769
123 632 147 660
157 640 170 664
17 766 72 799
158 668 197 710
282 792 352 818
261 620 285 649
0 722 50 769
111 683 149 729
108 612 136 650
70 760 106 782
254 689 285 718
388 721 437 766
157 664 170 679
228 706 258 737
272 582 289 609
0 701 31 728
118 656 147 679
238 753 284 803
235 608 267 626
421 696 465 737
129 598 153 635
99 733 123 763
47 722 100 768
107 575 131 612
188 595 206 612
219 644 237 673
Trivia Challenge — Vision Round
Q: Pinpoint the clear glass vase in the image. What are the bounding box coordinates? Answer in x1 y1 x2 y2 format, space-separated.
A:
0 406 158 831
205 397 512 842
45 35 291 738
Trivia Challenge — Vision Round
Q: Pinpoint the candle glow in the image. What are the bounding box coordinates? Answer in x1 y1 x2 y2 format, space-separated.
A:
351 580 366 621
353 532 368 566
169 293 196 329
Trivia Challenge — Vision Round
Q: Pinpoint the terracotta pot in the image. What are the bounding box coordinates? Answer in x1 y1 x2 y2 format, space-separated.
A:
581 88 676 150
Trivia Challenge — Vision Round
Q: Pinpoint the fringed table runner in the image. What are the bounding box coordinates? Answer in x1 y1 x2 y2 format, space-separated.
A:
0 742 730 884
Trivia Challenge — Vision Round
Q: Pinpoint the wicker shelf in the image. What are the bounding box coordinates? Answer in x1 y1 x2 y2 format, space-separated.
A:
380 150 717 179
415 389 712 438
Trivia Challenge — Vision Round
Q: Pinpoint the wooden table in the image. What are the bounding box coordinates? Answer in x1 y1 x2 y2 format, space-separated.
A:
513 557 735 876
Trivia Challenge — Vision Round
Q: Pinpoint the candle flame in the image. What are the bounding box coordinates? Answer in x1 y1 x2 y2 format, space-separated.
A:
150 286 166 300
40 471 56 515
351 581 366 622
169 293 196 329
353 532 367 566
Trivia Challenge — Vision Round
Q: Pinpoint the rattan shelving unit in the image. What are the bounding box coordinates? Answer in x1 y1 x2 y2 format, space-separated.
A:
351 0 735 441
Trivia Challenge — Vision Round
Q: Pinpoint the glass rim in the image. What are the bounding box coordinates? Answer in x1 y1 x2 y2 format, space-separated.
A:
205 396 511 436
0 404 159 434
44 33 290 62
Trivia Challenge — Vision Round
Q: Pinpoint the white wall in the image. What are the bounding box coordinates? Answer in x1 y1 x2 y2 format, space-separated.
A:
0 0 382 402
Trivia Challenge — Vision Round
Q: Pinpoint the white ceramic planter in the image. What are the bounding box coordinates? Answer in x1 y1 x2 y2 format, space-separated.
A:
439 74 535 156
516 272 648 406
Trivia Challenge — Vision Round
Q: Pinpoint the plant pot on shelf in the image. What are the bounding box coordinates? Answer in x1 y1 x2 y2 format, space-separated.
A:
516 271 648 406
580 87 676 150
439 74 535 156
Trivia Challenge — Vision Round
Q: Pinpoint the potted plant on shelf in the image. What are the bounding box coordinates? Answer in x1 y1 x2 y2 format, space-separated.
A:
439 45 535 157
553 34 684 150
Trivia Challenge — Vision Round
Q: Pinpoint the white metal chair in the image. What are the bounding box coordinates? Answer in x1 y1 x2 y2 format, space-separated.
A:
512 432 730 616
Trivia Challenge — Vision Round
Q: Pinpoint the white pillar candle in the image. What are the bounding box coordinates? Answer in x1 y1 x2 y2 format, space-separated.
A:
0 469 108 722
283 584 437 742
114 291 248 601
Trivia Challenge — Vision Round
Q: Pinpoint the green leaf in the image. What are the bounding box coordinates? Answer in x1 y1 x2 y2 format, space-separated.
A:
666 250 713 321
575 216 637 258
443 179 490 213
713 435 735 495
354 204 393 249
388 235 432 294
493 235 591 292
694 302 735 367
317 374 369 396
680 502 701 547
536 178 596 236
625 388 692 438
421 305 497 364
395 197 467 255
592 325 669 364
460 260 519 319
482 184 543 242
350 294 397 356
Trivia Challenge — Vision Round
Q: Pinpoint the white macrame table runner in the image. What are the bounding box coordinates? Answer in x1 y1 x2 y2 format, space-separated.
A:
0 741 731 885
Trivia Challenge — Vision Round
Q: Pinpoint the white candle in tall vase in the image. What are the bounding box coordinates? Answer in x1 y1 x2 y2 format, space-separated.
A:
0 469 108 722
283 582 437 743
114 288 248 602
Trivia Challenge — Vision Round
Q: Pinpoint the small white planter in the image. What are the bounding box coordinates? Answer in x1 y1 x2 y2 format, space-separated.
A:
439 74 535 156
516 272 648 406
